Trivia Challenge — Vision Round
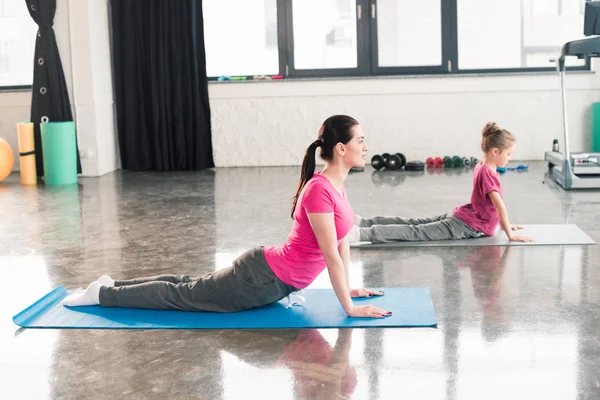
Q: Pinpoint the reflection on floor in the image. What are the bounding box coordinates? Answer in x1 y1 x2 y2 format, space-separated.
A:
1 162 599 399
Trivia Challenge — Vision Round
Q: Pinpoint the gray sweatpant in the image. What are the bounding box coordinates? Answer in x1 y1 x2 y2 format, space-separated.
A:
99 247 298 312
357 212 483 243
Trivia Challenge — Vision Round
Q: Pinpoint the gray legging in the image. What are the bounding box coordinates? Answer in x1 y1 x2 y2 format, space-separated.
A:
99 247 298 312
357 212 483 243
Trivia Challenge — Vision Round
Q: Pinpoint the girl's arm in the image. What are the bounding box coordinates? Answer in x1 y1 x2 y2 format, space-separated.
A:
488 191 534 242
307 213 390 318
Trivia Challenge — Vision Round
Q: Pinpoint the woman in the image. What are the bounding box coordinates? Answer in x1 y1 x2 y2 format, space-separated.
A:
63 115 391 319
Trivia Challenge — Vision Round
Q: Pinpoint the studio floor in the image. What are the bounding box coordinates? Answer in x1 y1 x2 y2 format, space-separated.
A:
1 161 600 399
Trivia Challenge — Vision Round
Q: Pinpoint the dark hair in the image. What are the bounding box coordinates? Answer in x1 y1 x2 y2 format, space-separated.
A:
481 122 515 152
290 115 359 218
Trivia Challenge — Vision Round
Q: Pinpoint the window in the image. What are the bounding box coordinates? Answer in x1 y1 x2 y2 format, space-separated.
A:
203 0 279 77
0 0 37 88
202 0 592 80
457 0 586 70
291 0 358 70
376 0 442 67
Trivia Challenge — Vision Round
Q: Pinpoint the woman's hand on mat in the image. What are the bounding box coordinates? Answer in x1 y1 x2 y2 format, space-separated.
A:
510 224 524 230
350 288 384 298
509 235 534 242
348 305 392 318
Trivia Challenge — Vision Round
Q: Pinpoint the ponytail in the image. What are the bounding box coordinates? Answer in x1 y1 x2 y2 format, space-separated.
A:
291 140 321 218
291 115 358 219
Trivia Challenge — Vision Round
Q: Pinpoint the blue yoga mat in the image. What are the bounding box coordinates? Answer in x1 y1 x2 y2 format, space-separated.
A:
12 286 437 329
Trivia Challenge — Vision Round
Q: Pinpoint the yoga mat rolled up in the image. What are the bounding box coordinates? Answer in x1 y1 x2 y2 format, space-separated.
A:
17 122 37 185
40 122 78 185
592 102 600 152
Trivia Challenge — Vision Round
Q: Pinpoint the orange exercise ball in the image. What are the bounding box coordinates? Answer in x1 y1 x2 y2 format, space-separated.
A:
0 138 15 182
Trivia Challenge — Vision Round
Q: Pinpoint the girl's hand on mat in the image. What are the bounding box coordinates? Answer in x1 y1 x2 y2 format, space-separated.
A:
350 288 384 298
510 224 524 230
349 305 392 318
509 235 534 242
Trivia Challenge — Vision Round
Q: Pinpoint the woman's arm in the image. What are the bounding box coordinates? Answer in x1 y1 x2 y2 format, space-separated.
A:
338 237 384 298
338 237 351 289
307 213 390 318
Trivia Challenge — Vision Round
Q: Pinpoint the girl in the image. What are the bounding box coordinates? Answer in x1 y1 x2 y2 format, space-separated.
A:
347 122 534 244
62 115 392 319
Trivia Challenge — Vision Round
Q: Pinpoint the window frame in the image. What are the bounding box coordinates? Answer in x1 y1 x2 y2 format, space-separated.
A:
2 0 590 88
205 0 591 82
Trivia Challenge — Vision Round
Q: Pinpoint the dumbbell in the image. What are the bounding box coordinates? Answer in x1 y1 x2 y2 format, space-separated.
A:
372 153 401 170
394 153 407 169
452 156 463 168
371 155 385 170
443 156 453 168
372 152 407 170
426 157 444 168
471 157 479 166
384 153 403 170
462 157 471 167
382 153 390 165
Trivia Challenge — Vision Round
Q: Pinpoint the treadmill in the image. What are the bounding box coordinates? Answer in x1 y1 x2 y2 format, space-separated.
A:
545 0 600 189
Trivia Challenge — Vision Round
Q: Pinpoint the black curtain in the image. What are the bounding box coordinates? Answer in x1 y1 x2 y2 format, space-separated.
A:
109 0 214 171
25 0 82 177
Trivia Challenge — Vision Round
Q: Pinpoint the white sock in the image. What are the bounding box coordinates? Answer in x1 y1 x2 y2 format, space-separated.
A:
354 214 363 226
346 225 361 244
62 281 102 307
96 275 115 287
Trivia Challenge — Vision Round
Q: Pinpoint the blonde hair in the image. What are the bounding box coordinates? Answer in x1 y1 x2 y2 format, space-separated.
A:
481 122 515 152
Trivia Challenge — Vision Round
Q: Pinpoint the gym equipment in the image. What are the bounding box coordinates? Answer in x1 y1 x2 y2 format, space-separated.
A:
17 123 37 185
41 122 78 185
426 157 443 168
371 154 385 170
381 153 390 165
545 1 600 189
350 224 594 248
405 161 425 171
384 154 402 170
593 103 600 151
462 157 471 167
0 137 15 182
497 165 528 173
426 157 444 168
443 156 453 168
452 156 463 168
13 286 437 329
394 152 407 169
471 157 480 166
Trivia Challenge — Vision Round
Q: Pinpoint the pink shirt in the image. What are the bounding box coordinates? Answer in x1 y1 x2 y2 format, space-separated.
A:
453 163 503 237
264 172 354 289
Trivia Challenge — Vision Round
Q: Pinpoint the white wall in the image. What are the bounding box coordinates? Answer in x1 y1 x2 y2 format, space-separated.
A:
0 91 30 169
209 67 600 167
0 0 117 177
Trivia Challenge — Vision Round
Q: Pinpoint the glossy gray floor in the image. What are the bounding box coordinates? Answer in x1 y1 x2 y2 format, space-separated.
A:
1 162 600 400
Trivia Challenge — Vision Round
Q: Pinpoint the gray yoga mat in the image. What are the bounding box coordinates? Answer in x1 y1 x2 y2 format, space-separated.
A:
350 224 595 248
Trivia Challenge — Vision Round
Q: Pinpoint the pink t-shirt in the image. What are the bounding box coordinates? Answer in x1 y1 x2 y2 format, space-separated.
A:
264 172 354 289
453 163 503 236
